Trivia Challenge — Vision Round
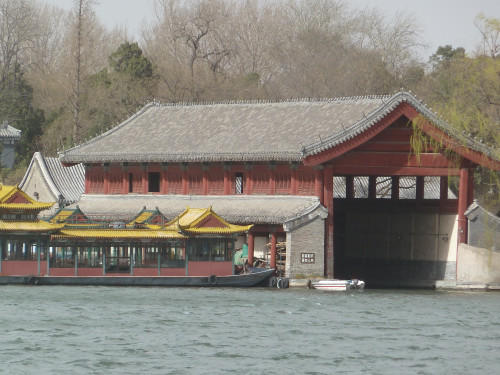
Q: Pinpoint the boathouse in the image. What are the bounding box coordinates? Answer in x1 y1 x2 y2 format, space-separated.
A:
43 91 500 286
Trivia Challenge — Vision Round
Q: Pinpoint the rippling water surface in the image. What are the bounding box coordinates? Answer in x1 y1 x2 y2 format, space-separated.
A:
1 286 499 374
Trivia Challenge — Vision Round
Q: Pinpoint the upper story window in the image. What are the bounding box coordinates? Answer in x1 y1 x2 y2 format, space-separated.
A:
235 173 243 194
148 172 160 193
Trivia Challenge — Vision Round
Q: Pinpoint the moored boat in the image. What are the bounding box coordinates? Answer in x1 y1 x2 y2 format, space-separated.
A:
311 279 365 291
0 267 274 287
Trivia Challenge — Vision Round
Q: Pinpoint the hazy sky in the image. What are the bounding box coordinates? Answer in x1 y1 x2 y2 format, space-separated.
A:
42 0 500 60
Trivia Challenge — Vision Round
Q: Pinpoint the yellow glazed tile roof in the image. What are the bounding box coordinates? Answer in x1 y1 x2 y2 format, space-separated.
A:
182 225 253 234
0 220 64 232
50 209 79 222
52 228 187 240
166 207 253 234
0 184 55 211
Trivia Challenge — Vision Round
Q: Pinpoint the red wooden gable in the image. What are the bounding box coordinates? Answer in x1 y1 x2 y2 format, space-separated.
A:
5 192 31 204
196 215 228 228
150 216 164 224
72 213 87 222
303 102 500 173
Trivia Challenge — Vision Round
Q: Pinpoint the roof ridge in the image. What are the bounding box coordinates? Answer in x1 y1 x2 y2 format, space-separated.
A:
150 94 393 108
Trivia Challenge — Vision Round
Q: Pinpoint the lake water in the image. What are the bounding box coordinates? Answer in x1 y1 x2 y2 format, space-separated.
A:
1 286 499 375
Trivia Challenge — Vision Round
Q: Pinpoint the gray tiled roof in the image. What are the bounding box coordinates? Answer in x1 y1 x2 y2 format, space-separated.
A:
59 95 391 163
20 152 85 205
59 91 498 165
65 194 321 224
0 122 21 139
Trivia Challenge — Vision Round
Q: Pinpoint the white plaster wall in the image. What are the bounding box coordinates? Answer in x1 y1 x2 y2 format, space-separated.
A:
21 165 57 204
442 214 458 263
457 243 500 283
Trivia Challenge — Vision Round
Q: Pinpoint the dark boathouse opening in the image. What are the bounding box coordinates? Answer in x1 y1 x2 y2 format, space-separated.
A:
332 175 458 287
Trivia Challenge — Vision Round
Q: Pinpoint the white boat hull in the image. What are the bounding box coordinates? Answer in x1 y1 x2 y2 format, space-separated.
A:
311 279 365 291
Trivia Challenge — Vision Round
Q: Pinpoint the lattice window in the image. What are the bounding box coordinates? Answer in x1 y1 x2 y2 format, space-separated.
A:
233 173 243 194
252 171 269 194
109 173 123 194
189 173 203 194
275 171 291 194
168 173 183 194
297 171 315 195
89 173 104 193
208 173 224 195
130 172 143 193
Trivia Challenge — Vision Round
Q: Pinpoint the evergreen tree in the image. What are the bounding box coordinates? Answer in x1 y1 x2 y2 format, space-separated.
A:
0 65 44 166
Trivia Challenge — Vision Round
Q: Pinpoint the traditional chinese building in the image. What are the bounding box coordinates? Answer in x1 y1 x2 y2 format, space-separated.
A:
49 91 500 286
0 184 253 280
0 121 21 169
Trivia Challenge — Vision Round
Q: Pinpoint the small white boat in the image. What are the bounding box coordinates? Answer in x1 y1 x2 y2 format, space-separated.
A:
311 279 365 291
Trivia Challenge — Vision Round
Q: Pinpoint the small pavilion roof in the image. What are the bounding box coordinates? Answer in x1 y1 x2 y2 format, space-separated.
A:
128 206 167 227
165 206 253 234
0 121 21 140
0 184 54 211
59 91 499 166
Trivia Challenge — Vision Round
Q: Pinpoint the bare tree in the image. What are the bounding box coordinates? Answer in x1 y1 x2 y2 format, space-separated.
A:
0 0 40 84
144 0 235 101
475 13 500 58
353 8 424 79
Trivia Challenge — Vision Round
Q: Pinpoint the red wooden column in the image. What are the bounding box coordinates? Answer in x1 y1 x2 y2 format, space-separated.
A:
269 164 276 195
223 166 231 195
103 164 110 194
314 166 324 204
141 163 148 194
84 164 90 193
121 163 128 194
245 165 253 195
181 163 188 194
202 164 209 195
467 168 475 207
161 163 168 194
270 232 277 270
323 166 334 278
458 168 470 244
122 171 128 194
247 232 255 267
291 165 298 195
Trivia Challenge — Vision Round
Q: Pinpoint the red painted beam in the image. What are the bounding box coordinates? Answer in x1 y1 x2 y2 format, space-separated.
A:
356 143 412 152
332 165 460 176
333 151 454 169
